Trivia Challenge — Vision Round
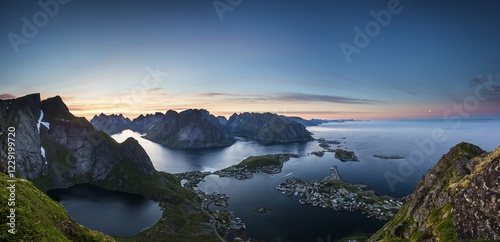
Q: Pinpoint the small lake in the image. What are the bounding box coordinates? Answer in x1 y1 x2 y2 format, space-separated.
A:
47 184 162 237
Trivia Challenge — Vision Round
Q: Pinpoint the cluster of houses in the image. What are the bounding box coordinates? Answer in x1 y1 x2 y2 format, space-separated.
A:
276 176 403 220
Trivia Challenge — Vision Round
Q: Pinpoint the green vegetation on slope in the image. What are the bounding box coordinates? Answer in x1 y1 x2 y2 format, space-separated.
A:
235 155 281 168
369 142 497 241
0 173 114 242
119 202 219 242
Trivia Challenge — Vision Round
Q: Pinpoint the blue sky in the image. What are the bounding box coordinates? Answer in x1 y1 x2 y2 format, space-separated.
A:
1 0 499 119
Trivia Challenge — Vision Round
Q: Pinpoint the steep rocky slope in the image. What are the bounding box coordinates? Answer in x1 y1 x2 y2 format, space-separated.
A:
226 112 314 144
143 109 234 149
370 142 500 241
0 94 45 179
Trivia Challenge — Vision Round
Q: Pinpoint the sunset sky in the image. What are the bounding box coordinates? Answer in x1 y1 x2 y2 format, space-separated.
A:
1 0 500 120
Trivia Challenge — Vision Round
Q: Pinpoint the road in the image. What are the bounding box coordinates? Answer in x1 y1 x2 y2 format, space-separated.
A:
201 201 227 242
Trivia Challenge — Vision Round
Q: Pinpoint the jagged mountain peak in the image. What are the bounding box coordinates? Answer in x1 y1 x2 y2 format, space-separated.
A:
41 96 75 122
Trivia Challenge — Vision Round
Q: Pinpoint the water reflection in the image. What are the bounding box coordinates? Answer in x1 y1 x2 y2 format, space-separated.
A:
112 130 316 173
47 184 162 237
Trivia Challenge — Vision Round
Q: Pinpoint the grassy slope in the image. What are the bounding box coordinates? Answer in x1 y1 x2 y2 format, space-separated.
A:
119 202 219 242
235 155 281 168
0 173 114 242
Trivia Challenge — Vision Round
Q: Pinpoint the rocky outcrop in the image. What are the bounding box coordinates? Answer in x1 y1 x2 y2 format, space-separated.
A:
370 142 500 241
90 113 133 135
226 112 313 144
38 96 161 191
0 93 46 180
144 109 234 149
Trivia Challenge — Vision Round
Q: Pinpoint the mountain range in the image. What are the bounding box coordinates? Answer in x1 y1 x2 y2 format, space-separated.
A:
90 110 314 148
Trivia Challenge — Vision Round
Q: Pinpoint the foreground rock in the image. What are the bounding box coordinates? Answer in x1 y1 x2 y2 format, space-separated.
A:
369 142 500 241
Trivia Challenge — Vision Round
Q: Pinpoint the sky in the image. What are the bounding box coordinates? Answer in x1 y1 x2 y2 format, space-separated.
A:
1 0 500 120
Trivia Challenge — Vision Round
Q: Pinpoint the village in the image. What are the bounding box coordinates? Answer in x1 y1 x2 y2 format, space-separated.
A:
276 166 403 220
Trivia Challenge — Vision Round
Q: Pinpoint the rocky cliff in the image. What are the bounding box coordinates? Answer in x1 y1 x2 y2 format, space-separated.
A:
89 113 133 135
0 94 46 180
226 112 314 144
144 109 234 149
370 142 500 241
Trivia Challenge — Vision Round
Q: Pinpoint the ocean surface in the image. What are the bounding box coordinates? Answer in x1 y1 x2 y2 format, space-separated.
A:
57 120 500 240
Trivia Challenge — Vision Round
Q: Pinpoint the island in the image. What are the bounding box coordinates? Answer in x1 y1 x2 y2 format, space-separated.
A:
318 138 341 149
317 139 358 161
311 151 326 157
214 154 300 180
374 155 405 160
333 149 359 162
253 207 271 213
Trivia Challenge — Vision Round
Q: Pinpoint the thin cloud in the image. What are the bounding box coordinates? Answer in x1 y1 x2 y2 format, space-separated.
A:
470 75 500 102
196 92 239 97
0 94 16 100
392 86 418 96
271 93 382 105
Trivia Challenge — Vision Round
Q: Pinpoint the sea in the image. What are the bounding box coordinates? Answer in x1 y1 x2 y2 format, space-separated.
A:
53 120 500 241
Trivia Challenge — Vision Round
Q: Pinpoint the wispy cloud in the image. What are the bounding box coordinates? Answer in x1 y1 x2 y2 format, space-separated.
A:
270 93 382 105
192 92 382 105
470 75 500 102
0 94 16 100
196 92 239 97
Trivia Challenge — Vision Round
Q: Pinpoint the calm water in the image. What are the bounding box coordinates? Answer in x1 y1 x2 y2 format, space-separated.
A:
47 184 162 237
98 120 499 240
